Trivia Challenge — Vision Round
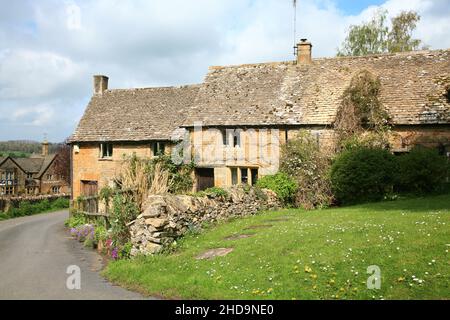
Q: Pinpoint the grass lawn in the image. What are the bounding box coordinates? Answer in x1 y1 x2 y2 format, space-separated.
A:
104 194 450 300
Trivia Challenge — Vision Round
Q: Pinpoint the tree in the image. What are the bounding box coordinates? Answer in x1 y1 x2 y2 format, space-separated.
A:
338 10 422 57
387 11 421 53
53 140 71 185
338 9 388 57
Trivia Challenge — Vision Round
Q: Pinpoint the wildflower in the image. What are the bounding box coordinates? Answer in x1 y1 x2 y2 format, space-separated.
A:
111 247 119 260
304 266 312 273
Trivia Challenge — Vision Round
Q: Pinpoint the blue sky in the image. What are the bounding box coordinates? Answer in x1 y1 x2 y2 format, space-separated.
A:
334 0 386 14
0 0 449 142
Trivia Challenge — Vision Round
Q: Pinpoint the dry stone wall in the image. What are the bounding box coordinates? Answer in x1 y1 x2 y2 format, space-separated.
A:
128 187 280 256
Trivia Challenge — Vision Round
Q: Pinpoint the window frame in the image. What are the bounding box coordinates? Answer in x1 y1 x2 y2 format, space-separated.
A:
240 168 248 184
52 186 61 194
5 186 14 195
152 142 166 157
233 129 242 148
100 143 113 159
231 168 238 185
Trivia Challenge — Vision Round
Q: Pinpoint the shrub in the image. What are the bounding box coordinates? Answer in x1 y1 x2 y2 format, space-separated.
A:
256 173 298 205
151 154 195 194
7 207 25 218
196 187 229 199
396 147 449 194
19 201 35 216
51 198 70 210
330 146 397 204
94 225 109 243
111 193 139 246
65 214 88 228
36 199 51 212
280 131 334 209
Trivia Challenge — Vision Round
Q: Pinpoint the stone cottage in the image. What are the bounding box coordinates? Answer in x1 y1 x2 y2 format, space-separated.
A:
69 40 450 199
0 141 70 196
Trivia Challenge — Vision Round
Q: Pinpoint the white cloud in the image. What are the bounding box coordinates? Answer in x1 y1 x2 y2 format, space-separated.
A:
11 104 55 126
0 0 448 141
0 49 85 99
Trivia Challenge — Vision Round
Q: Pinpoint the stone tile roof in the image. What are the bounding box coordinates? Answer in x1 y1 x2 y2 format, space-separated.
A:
6 155 56 177
14 157 45 173
70 85 201 143
71 49 449 143
183 49 450 127
36 155 57 178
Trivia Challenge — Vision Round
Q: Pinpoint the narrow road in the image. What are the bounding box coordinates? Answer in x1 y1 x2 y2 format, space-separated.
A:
0 210 145 300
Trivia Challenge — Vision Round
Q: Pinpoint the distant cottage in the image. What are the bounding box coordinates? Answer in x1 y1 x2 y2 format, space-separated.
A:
0 141 70 196
69 40 450 199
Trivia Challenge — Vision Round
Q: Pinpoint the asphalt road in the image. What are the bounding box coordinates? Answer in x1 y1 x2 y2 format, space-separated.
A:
0 210 145 300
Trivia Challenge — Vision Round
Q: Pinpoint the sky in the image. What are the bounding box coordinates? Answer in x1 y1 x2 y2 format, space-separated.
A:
0 0 449 142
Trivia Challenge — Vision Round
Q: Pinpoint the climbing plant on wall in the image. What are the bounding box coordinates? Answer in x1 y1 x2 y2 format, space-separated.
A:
334 70 390 149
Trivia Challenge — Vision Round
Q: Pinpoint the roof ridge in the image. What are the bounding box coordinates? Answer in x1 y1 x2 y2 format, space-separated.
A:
105 83 202 93
208 48 450 70
315 48 450 62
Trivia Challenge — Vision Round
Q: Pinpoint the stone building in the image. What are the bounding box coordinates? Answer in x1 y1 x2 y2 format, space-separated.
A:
69 41 450 199
0 141 70 196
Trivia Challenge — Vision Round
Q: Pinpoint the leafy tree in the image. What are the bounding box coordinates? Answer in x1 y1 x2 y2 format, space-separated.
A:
387 11 421 53
338 10 422 56
53 140 71 184
338 9 388 57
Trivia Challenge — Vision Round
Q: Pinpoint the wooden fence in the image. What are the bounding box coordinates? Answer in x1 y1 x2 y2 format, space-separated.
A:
74 188 137 225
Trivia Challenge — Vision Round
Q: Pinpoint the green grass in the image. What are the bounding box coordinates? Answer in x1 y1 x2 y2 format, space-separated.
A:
104 194 450 300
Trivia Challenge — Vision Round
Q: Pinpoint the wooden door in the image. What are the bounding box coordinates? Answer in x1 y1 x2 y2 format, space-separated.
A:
81 180 98 196
196 168 215 191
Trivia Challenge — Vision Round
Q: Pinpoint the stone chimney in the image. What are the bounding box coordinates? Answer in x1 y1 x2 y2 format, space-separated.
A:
296 39 312 64
93 75 109 95
42 140 49 157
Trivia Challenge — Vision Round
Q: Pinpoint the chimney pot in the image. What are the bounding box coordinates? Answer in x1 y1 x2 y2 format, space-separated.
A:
93 75 109 95
297 39 312 64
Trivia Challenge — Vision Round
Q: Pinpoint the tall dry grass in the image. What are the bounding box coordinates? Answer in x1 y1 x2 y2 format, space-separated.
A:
117 157 170 210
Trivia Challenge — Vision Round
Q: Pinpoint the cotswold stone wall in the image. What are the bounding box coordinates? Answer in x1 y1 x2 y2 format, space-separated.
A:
128 187 280 256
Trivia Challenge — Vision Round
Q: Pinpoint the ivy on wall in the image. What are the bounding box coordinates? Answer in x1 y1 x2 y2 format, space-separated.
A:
334 70 391 149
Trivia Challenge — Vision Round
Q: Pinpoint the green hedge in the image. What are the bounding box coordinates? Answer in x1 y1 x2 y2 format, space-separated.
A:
2 198 69 219
396 147 449 194
330 146 449 205
330 147 397 204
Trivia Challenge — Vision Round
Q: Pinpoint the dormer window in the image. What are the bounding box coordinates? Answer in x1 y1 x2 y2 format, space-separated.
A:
152 142 166 156
100 143 113 159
